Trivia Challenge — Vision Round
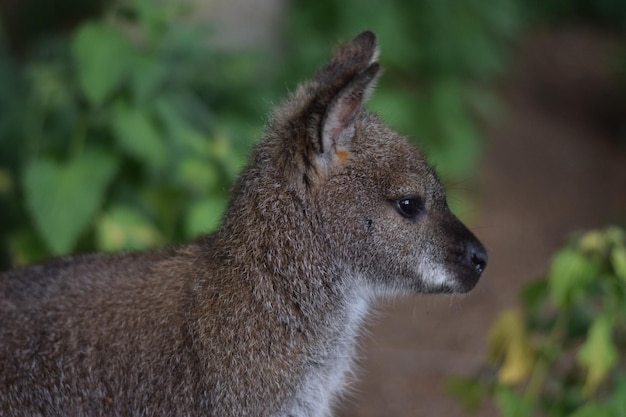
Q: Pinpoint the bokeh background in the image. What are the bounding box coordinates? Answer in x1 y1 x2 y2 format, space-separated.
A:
1 0 625 415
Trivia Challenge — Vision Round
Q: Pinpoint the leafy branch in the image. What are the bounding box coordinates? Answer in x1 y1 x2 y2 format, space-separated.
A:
448 226 626 417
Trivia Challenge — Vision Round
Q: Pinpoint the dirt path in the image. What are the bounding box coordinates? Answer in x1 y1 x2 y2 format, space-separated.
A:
339 27 626 417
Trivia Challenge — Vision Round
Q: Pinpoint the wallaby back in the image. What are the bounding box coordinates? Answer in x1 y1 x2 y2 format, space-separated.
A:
0 31 487 417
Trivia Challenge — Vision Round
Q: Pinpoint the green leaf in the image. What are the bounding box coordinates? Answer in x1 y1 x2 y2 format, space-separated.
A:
72 22 131 105
176 157 219 193
153 97 211 155
577 315 617 396
548 247 601 308
569 402 611 417
494 385 534 417
130 54 168 102
610 246 626 283
23 151 118 255
520 278 549 312
210 131 247 179
606 226 626 247
185 197 227 238
608 373 626 416
96 205 163 252
111 103 167 168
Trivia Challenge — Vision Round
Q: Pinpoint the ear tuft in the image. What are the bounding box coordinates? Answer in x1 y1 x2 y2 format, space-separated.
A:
351 30 378 62
314 31 379 91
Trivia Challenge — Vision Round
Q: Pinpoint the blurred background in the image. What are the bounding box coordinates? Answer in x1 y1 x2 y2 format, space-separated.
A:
0 0 625 415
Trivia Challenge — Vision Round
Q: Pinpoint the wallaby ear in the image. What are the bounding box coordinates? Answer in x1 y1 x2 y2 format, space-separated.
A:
310 31 381 166
320 63 379 163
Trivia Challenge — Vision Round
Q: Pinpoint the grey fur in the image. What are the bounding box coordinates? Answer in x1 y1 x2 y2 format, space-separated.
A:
0 31 487 417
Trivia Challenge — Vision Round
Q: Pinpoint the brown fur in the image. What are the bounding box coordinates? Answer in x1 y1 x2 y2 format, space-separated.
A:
0 31 486 417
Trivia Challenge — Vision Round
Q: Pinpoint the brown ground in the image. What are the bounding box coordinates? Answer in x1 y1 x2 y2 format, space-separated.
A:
339 27 626 417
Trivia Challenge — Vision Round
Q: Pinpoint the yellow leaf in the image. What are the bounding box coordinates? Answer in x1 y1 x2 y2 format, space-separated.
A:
487 309 535 385
578 229 607 253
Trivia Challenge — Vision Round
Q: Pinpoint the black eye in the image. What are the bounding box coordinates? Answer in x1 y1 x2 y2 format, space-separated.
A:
394 197 424 219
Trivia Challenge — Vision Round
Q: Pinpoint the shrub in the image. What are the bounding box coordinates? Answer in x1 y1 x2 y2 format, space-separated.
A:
448 226 626 417
0 0 274 265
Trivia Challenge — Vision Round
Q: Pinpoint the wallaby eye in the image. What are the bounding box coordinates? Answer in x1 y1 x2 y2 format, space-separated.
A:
394 197 424 219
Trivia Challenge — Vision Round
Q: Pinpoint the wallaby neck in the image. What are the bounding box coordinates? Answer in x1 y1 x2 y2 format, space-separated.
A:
190 224 372 404
196 168 370 330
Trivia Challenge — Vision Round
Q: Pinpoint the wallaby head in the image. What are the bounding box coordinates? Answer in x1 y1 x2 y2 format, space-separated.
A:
223 30 486 298
0 31 487 417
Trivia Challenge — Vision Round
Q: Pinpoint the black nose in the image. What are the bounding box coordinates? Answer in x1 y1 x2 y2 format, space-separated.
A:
468 241 488 274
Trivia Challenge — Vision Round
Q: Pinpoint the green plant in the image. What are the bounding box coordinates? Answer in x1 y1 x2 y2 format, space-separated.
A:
447 225 626 417
0 0 275 266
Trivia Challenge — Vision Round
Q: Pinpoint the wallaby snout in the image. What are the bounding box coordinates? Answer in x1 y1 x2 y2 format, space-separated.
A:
441 212 488 293
0 31 487 417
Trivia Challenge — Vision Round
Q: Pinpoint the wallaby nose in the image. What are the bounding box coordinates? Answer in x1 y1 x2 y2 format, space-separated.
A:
468 241 488 275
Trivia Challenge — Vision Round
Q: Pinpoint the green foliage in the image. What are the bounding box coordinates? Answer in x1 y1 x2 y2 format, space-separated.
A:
447 226 626 417
0 0 273 265
72 22 131 106
548 246 602 308
23 151 118 255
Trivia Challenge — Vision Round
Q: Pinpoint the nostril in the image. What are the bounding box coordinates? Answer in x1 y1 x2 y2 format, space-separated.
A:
471 252 486 273
468 244 488 274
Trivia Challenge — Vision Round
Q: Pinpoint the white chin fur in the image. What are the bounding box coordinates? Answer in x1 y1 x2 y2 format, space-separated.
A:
418 260 456 292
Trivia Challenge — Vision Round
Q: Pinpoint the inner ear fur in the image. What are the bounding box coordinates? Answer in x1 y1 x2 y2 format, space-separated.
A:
321 63 379 159
308 31 381 165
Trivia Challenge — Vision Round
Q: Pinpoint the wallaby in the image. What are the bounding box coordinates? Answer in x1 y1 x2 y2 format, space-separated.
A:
0 31 487 417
